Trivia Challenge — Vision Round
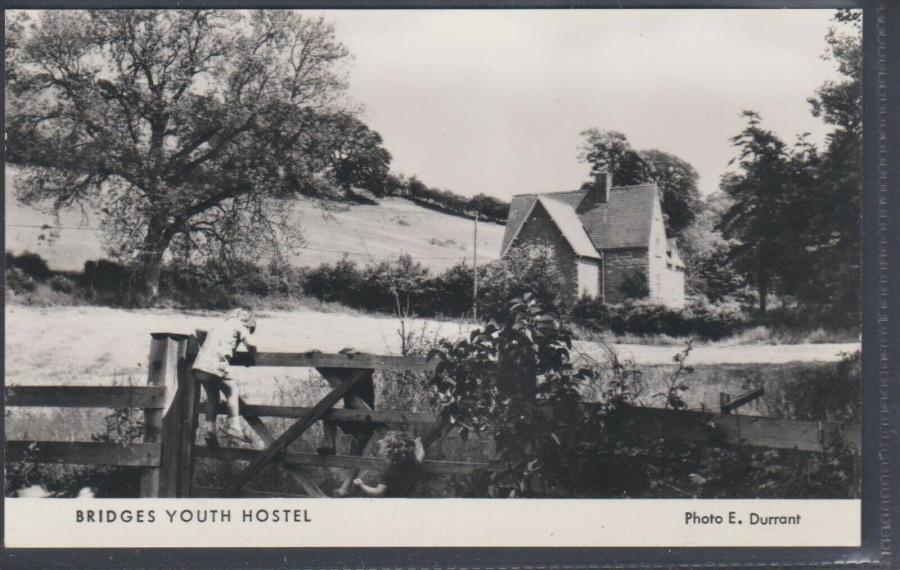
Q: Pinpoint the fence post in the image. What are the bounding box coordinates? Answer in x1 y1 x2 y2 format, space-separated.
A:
140 332 192 498
175 335 201 497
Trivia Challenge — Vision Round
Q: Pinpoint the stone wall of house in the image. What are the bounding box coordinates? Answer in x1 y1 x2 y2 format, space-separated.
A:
602 248 649 304
508 201 579 304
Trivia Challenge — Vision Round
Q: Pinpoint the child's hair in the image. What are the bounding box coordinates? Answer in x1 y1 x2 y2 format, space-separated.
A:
228 308 256 329
379 431 417 467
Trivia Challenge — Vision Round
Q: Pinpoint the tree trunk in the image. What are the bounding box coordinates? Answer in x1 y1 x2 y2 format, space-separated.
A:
758 269 768 317
141 224 170 297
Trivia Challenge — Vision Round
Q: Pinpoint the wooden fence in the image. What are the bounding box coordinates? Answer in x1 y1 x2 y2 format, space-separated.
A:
5 332 862 498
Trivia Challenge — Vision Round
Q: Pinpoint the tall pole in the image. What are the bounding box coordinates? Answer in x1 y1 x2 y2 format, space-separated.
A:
473 212 478 320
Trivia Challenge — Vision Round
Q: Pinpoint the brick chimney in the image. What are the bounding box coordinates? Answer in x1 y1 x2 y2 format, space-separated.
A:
594 169 612 203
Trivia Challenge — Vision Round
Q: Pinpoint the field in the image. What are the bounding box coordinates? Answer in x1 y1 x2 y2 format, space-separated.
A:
5 167 506 274
6 304 858 431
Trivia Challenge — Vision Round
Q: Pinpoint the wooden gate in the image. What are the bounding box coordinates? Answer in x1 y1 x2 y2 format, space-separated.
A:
5 331 862 498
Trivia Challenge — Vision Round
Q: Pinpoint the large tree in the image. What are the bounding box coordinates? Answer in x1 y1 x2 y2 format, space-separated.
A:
796 10 861 324
322 112 392 199
717 11 861 323
716 111 792 316
578 129 701 236
6 10 381 295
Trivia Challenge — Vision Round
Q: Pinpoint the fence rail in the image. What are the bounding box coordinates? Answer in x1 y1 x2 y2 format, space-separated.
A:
6 441 161 467
194 445 488 476
6 386 168 409
230 352 436 371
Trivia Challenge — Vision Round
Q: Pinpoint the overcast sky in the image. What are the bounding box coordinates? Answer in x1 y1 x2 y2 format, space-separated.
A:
315 9 850 200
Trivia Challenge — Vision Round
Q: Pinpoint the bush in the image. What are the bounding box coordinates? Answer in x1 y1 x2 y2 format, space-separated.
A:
570 295 613 330
48 275 77 294
615 300 687 337
478 244 565 322
780 351 861 423
81 259 133 294
360 254 432 315
303 256 367 307
6 267 36 294
571 297 748 341
618 270 649 300
6 251 52 281
684 301 748 340
427 261 477 317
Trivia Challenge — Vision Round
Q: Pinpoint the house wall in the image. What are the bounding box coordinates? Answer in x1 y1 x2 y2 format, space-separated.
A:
577 259 601 298
647 196 685 308
509 201 579 304
602 248 649 304
662 266 686 308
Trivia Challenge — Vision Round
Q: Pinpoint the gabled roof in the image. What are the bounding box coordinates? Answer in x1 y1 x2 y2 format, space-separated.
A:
501 184 659 255
534 196 601 259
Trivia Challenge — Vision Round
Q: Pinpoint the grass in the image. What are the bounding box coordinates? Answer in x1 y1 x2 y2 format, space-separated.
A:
572 323 858 348
6 166 506 275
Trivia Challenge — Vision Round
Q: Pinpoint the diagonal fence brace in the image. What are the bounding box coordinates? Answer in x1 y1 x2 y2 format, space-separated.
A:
238 397 326 498
218 369 368 497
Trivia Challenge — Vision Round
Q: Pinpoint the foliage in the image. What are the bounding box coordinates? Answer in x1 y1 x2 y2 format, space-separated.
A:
7 10 385 295
428 294 607 496
570 297 748 341
578 129 652 187
6 250 52 281
6 267 37 294
717 111 792 316
321 113 393 197
578 129 702 236
48 274 77 294
394 175 509 223
779 351 860 423
427 260 478 317
302 256 366 306
618 269 649 300
427 291 857 498
718 13 860 323
676 198 744 302
640 149 702 236
478 245 565 322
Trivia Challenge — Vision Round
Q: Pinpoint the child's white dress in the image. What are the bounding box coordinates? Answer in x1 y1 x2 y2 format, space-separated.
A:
192 318 254 379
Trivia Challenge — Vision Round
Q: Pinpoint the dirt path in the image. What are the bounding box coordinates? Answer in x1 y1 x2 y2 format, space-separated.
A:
5 305 860 386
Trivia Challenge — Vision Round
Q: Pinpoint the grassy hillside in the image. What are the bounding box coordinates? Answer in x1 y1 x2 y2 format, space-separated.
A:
4 167 505 273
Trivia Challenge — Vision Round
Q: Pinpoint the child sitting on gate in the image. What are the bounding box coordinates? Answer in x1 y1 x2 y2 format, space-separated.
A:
352 431 425 498
192 309 257 446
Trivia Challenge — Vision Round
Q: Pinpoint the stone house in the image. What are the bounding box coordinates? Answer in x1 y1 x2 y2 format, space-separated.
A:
500 172 685 308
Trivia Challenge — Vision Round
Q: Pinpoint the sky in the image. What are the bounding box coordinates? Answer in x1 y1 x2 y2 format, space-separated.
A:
312 9 851 200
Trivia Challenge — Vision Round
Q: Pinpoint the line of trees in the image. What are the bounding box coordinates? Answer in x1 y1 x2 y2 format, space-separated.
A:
382 174 509 224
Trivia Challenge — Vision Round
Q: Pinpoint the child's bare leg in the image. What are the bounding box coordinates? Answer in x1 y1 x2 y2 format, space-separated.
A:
219 379 241 420
336 431 373 495
220 379 251 443
196 372 220 429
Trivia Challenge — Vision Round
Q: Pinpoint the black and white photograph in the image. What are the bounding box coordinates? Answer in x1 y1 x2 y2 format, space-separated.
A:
2 5 875 552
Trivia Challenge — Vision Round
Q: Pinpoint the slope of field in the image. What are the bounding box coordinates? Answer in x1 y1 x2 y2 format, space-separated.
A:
4 167 505 273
